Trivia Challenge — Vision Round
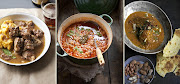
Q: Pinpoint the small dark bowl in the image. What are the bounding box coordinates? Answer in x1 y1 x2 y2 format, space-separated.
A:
125 55 155 84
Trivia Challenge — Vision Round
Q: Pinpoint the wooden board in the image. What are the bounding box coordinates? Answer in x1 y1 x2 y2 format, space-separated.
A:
57 0 124 84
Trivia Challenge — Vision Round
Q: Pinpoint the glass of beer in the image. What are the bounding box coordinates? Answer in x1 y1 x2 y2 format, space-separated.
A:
41 2 55 30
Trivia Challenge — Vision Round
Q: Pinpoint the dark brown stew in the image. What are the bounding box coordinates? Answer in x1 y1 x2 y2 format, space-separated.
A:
125 12 164 50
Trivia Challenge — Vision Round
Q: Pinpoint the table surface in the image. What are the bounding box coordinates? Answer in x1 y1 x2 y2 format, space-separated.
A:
125 0 180 84
57 0 123 84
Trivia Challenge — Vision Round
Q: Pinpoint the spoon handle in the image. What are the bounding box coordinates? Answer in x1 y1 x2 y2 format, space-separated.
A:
96 47 105 65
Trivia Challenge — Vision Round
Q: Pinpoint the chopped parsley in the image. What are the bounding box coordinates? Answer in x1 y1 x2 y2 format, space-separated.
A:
74 46 83 53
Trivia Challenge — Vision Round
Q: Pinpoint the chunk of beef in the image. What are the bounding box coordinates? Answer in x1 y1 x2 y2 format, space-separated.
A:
26 21 34 29
32 29 44 38
139 30 154 44
22 50 35 61
14 37 24 53
1 53 11 61
20 28 32 39
24 40 34 50
9 26 20 37
31 35 42 46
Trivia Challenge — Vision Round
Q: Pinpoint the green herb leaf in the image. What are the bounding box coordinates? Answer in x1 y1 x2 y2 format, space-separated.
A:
75 33 79 36
11 56 16 59
76 27 79 29
97 32 102 37
66 34 71 37
74 46 83 53
2 49 12 56
70 30 74 33
154 30 160 34
154 37 158 40
81 28 84 30
79 50 83 53
86 29 91 32
69 33 73 35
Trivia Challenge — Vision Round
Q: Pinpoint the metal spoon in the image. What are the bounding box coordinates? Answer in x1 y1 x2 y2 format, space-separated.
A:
94 39 105 65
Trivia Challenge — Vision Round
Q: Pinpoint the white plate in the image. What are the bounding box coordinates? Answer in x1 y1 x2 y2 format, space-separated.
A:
0 13 51 66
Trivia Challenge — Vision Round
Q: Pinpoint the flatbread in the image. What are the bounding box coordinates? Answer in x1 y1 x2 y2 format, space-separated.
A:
156 53 180 77
163 29 180 57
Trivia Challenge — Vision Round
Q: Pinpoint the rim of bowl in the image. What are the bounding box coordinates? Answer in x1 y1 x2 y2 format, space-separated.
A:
0 13 51 66
124 1 173 54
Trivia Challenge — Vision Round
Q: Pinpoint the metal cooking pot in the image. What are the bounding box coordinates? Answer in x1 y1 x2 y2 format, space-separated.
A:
57 13 113 65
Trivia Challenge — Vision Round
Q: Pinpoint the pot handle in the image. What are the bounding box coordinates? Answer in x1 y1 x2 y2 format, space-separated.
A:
99 14 113 26
56 43 68 57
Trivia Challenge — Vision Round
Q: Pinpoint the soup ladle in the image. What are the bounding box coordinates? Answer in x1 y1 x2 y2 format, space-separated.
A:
94 39 105 65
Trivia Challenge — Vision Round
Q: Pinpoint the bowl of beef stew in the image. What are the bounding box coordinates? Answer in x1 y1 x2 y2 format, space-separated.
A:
0 13 51 66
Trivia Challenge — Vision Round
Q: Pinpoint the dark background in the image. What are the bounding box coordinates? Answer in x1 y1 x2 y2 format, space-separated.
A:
125 0 180 84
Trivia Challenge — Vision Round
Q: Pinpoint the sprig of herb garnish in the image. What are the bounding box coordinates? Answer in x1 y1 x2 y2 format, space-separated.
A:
66 34 71 37
154 30 160 35
11 56 16 59
74 46 83 53
86 29 91 32
70 30 74 33
81 28 84 30
97 32 102 37
76 27 80 30
2 49 12 56
66 30 74 37
2 49 16 59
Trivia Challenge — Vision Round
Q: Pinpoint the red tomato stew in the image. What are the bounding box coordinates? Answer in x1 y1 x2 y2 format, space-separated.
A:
61 21 108 59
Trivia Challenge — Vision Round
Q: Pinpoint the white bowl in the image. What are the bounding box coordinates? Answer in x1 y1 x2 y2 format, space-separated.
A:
0 13 51 66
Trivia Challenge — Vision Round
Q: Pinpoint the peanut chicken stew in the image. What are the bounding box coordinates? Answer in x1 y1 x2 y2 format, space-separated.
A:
125 11 164 50
61 21 108 59
0 20 45 64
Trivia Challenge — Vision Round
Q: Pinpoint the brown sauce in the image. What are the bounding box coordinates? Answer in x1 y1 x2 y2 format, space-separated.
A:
125 11 164 50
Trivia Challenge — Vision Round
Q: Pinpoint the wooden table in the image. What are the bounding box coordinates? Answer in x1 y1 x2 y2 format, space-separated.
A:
57 0 123 84
125 0 180 84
